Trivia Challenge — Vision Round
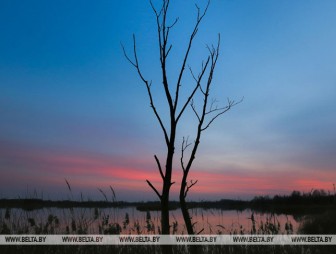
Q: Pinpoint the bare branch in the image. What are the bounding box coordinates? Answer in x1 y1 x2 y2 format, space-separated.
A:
146 180 161 199
176 57 210 122
167 17 179 29
201 98 243 131
180 35 220 171
154 155 164 180
173 0 211 113
151 0 174 113
165 17 179 46
146 84 170 146
121 43 137 68
162 0 170 46
178 33 240 211
122 35 170 146
209 98 218 112
149 0 163 19
121 35 148 84
181 137 192 172
189 65 198 83
199 85 206 96
184 180 198 198
190 99 201 122
165 44 173 57
205 98 232 115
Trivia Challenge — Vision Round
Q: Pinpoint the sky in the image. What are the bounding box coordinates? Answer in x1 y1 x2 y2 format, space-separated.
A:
1 0 336 201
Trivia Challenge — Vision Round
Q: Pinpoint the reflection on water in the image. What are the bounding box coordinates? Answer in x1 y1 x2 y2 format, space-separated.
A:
0 207 299 234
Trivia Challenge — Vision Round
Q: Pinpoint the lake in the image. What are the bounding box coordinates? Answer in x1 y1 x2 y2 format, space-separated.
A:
0 207 300 234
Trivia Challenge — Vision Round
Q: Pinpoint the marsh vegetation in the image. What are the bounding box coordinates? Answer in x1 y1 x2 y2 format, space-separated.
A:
1 187 335 253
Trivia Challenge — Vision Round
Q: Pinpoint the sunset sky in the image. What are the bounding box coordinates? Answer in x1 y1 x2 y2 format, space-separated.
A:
1 0 336 201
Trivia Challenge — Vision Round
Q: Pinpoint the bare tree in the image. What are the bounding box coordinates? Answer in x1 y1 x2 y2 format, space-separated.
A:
122 0 241 235
179 38 242 234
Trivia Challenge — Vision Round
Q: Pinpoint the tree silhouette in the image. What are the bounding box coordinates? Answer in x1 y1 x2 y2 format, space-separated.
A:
122 0 241 236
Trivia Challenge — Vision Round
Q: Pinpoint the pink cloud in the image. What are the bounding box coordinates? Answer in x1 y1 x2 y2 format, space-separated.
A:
1 140 335 200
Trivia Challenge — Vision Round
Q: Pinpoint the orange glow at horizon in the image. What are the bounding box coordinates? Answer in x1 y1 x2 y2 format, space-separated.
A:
2 141 335 200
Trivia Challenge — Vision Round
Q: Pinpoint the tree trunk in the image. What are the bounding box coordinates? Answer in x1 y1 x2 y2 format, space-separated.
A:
161 191 170 234
160 121 176 234
180 176 194 234
161 143 174 254
180 201 201 254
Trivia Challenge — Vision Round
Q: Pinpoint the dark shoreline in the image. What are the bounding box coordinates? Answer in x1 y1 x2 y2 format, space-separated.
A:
1 195 335 216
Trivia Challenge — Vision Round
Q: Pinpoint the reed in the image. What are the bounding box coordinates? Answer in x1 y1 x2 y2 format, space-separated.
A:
1 184 335 254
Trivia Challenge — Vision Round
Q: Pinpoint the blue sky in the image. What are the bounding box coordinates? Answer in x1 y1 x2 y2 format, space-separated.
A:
1 0 336 201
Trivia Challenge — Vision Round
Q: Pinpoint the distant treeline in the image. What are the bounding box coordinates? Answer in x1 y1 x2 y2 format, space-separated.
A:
0 198 249 211
249 189 336 215
0 189 335 214
252 189 335 205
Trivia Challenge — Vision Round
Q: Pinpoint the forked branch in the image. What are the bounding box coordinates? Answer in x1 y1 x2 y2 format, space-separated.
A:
176 57 210 123
174 0 211 113
150 0 174 111
180 34 242 201
201 98 243 131
181 136 192 172
184 180 198 198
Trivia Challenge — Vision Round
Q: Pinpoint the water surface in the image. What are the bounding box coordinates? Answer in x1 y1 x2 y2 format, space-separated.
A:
0 207 300 234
